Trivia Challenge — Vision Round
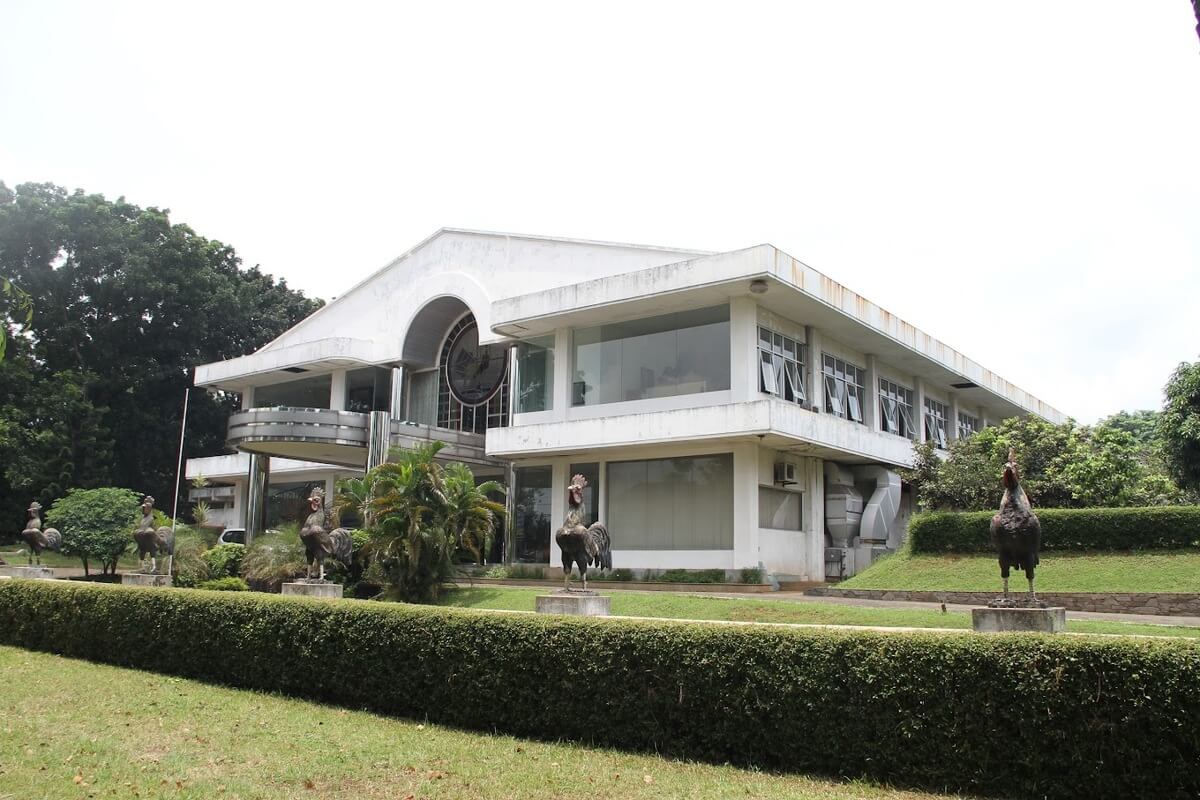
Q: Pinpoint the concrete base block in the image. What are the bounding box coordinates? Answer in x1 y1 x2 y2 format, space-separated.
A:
282 581 342 599
972 606 1066 633
0 565 57 580
535 591 611 617
122 572 172 588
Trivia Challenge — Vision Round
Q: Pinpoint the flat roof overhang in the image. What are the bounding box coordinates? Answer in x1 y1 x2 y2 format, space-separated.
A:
195 337 393 393
490 245 1065 425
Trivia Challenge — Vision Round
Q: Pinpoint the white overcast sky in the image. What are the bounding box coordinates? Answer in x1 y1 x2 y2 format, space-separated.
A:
2 1 1198 424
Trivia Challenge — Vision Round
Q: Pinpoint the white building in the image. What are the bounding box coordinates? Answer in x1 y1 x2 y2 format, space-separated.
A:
187 229 1063 582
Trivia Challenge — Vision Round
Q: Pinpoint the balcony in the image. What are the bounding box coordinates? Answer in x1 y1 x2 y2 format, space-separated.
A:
227 407 498 469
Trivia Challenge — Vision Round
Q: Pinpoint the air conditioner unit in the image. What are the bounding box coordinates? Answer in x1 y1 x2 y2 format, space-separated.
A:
773 462 797 485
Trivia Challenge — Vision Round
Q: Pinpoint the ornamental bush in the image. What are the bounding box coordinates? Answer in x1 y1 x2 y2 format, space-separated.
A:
201 543 245 578
195 576 249 591
46 487 141 575
908 506 1200 553
0 581 1196 800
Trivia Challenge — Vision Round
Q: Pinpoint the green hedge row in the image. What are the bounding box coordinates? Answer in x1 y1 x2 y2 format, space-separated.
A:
909 506 1200 553
0 581 1197 799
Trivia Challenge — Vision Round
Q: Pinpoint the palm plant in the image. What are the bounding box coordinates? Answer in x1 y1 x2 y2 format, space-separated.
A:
333 475 374 528
443 462 507 565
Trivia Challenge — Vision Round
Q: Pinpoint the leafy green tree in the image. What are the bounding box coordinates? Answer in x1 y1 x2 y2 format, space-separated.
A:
0 180 321 532
443 462 507 565
46 487 140 575
1160 360 1200 494
904 415 1182 511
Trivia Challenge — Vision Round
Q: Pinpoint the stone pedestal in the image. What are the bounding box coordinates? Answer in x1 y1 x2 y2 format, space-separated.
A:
122 572 172 588
282 581 342 599
0 565 57 580
972 606 1066 633
535 591 611 617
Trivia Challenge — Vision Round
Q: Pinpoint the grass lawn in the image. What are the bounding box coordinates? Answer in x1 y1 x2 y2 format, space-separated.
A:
0 646 964 800
434 586 1200 638
839 549 1200 594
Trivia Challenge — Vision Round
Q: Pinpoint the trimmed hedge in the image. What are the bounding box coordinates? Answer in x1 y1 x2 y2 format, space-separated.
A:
910 506 1200 553
0 581 1197 800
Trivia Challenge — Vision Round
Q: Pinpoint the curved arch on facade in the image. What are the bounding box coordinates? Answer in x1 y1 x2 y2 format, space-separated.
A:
398 271 496 369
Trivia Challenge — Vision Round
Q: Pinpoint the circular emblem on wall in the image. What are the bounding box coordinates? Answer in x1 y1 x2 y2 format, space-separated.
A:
446 322 507 405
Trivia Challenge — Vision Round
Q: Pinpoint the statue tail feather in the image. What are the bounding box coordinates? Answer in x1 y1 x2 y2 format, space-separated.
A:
587 522 612 571
44 528 63 552
330 528 354 566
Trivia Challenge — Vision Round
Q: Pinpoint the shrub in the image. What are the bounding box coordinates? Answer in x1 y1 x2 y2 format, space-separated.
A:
739 566 764 584
196 577 249 592
0 581 1196 800
654 569 727 584
172 535 209 588
908 506 1200 553
201 543 245 578
47 487 141 575
240 532 305 591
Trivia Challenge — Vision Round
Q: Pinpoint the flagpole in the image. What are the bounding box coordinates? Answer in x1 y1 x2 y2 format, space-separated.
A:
171 387 192 537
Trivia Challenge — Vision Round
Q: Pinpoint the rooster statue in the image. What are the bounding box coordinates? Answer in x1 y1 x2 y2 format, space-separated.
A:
21 501 62 565
988 449 1043 607
555 474 612 591
299 487 353 582
133 496 175 575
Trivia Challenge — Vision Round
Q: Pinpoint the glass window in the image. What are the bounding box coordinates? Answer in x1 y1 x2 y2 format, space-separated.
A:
407 370 438 425
512 466 552 563
758 487 802 530
757 325 805 404
568 462 600 527
606 454 733 550
957 411 979 439
822 354 865 424
516 335 554 413
266 480 325 528
345 367 392 413
925 398 949 449
879 378 916 439
572 306 730 406
254 374 333 409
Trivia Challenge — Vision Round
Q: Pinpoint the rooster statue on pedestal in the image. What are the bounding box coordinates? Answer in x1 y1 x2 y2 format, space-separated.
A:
555 474 612 591
988 449 1044 608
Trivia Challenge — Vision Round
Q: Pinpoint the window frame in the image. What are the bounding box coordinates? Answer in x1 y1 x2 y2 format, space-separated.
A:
822 354 865 424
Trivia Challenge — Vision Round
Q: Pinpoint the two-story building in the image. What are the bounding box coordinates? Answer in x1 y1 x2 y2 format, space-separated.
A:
187 229 1064 582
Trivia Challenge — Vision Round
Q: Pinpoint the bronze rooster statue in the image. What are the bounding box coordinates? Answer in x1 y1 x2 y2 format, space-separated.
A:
299 488 353 582
555 474 612 591
133 496 175 575
21 501 62 565
988 449 1043 607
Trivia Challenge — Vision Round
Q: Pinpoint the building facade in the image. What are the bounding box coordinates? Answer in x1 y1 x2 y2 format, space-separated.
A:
188 229 1063 582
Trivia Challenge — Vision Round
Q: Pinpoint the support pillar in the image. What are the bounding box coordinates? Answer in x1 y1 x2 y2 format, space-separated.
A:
366 410 390 472
507 344 519 419
949 392 963 443
330 370 347 411
245 453 270 547
503 461 516 564
389 366 406 420
864 355 880 432
729 296 758 403
806 327 824 413
914 378 927 443
241 386 255 411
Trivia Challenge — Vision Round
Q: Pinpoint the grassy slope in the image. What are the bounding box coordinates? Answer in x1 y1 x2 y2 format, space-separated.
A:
839 549 1200 593
0 646 961 800
434 586 1200 638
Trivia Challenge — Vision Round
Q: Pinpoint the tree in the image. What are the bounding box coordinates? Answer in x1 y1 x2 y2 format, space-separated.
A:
443 462 507 565
1161 360 1200 494
47 487 141 575
0 181 322 533
904 415 1181 512
356 444 507 602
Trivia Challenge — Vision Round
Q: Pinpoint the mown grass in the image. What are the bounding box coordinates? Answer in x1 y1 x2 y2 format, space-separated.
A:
840 549 1200 593
434 586 1200 638
0 646 966 800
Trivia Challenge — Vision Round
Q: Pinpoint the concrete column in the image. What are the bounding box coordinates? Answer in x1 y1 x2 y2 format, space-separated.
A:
806 326 824 413
389 366 406 420
552 328 571 421
864 355 880 432
245 453 270 547
949 391 963 442
324 474 338 523
503 462 516 564
914 378 927 443
549 460 568 568
805 457 826 582
729 297 759 403
329 369 347 411
240 386 255 410
980 407 991 428
732 442 759 569
506 344 519 419
366 411 390 471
